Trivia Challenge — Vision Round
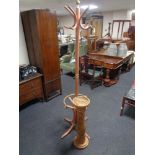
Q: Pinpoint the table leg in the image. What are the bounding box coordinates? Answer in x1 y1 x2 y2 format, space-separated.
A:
103 69 118 87
104 68 110 84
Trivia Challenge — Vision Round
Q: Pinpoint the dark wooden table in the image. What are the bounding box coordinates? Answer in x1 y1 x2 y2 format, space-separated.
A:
88 51 134 86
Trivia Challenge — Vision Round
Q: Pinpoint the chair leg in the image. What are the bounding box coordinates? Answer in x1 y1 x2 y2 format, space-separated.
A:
90 79 102 89
90 81 93 89
120 97 125 116
79 75 82 86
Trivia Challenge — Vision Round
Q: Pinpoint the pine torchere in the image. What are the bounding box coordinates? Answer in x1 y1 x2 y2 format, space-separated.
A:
21 9 62 101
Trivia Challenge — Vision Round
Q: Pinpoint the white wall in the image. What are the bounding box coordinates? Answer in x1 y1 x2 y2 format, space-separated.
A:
102 10 133 38
19 15 29 65
102 11 113 36
58 15 75 36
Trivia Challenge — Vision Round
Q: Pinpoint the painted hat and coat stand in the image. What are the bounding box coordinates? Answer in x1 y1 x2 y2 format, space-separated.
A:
61 0 91 149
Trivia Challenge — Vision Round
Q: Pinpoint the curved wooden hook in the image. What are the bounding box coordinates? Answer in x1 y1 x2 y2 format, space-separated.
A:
64 5 77 30
80 7 92 30
80 23 92 30
80 7 89 20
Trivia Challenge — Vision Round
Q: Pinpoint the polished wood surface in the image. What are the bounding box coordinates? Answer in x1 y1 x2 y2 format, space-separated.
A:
88 55 123 69
88 51 134 86
21 10 61 101
88 50 134 68
19 73 44 106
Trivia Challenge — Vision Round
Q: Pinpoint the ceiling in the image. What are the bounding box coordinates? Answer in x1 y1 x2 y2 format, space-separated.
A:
19 0 135 16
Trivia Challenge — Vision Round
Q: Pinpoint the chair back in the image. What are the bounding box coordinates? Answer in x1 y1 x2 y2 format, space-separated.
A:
71 41 87 60
80 55 91 73
80 41 87 56
79 55 103 89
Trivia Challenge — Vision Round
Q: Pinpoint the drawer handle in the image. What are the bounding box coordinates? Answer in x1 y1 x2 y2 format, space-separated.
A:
32 91 36 97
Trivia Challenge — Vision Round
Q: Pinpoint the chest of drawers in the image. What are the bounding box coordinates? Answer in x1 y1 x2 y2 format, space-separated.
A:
19 73 44 106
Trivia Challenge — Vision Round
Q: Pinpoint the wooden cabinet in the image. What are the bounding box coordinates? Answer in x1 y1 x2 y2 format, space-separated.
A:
21 9 62 101
19 73 44 106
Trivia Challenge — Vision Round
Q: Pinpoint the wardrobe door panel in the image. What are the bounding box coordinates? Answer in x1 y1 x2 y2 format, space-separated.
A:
37 11 60 82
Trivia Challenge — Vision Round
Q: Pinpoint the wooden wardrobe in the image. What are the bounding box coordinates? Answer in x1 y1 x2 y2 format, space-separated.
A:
21 9 62 101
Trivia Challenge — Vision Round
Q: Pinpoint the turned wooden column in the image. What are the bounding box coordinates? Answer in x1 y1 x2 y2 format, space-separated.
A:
72 96 90 149
75 2 80 96
104 68 110 83
103 68 118 87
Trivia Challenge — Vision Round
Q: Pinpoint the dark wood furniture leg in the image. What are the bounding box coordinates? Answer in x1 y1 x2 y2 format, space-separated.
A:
120 97 125 116
104 68 110 85
103 69 118 87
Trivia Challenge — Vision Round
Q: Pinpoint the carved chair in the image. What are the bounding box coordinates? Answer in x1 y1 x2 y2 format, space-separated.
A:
79 55 103 89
